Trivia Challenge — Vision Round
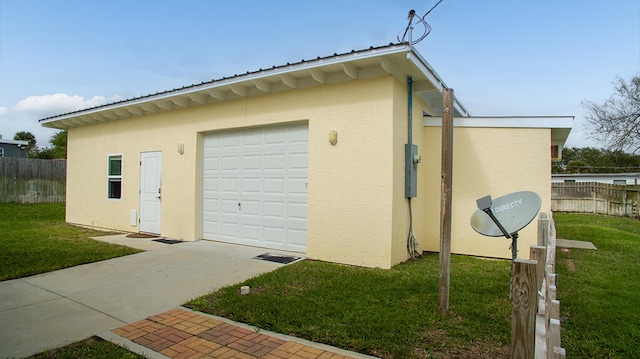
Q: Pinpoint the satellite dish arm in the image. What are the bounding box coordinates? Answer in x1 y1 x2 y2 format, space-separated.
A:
476 196 511 239
481 209 512 239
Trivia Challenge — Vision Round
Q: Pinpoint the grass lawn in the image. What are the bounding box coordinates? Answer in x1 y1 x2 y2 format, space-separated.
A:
0 203 141 281
26 336 146 359
187 253 514 358
554 213 640 359
186 213 640 359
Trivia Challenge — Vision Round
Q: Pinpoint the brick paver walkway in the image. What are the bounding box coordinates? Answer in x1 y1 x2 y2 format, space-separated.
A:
112 308 361 359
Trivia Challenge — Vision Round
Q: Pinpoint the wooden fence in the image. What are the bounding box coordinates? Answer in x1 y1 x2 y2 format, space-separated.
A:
512 212 565 359
0 158 66 203
552 182 639 218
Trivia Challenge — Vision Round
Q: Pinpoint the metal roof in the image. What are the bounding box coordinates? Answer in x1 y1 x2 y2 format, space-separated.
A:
39 43 469 130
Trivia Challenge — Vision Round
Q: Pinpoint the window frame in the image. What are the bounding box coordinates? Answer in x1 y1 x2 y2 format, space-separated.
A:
107 154 123 200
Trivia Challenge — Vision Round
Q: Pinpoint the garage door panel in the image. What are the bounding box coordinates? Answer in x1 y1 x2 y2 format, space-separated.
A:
202 198 220 211
203 157 220 170
220 221 239 238
240 200 261 216
241 224 260 241
241 178 261 193
222 155 240 169
202 178 220 191
264 179 285 194
263 201 283 218
288 229 306 247
263 226 284 243
264 154 284 170
202 123 308 252
288 202 307 220
242 155 261 171
288 153 308 169
221 199 239 214
221 178 239 193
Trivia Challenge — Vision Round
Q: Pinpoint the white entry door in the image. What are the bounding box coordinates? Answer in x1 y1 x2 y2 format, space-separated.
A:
201 123 308 252
140 151 162 234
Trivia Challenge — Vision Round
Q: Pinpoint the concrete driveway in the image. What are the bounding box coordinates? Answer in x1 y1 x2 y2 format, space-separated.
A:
0 236 297 358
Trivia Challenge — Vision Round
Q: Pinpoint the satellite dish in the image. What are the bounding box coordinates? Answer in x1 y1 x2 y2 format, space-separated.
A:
470 190 542 298
470 191 541 237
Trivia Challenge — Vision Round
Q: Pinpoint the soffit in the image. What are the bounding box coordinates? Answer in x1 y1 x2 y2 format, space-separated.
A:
40 44 467 130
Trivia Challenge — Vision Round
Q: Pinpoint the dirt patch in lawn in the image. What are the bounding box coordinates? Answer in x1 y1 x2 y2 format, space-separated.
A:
417 329 510 359
566 259 577 272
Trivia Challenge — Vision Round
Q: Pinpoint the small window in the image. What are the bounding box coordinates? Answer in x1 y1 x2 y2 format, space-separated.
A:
613 180 626 185
551 145 559 159
0 147 4 157
108 155 122 199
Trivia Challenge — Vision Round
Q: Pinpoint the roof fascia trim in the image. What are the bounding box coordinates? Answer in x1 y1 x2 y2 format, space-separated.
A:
40 44 412 126
406 49 470 117
423 116 574 129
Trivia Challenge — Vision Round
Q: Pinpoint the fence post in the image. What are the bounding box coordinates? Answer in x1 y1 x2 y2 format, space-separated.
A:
537 213 549 246
512 258 538 359
548 318 562 357
530 246 546 292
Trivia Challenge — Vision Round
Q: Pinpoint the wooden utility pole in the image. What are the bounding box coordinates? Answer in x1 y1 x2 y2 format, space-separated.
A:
438 88 454 315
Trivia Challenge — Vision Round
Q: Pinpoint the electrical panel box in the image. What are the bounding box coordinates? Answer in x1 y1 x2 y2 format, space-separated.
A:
405 143 420 198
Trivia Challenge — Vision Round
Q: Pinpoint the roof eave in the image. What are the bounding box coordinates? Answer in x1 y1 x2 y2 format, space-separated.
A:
39 43 466 130
423 115 574 145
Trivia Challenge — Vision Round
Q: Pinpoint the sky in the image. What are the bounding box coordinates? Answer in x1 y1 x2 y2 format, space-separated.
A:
1 0 638 148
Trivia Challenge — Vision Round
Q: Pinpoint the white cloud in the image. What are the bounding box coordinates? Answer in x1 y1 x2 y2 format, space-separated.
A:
0 93 119 145
13 93 110 118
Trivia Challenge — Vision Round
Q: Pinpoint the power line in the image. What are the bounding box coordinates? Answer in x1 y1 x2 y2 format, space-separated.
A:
397 0 445 45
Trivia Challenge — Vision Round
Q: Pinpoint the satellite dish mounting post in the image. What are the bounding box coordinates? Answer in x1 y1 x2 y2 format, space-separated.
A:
476 195 522 298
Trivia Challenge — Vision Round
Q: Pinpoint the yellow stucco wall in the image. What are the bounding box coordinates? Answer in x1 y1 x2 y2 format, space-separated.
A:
419 126 551 259
65 74 551 268
66 76 401 268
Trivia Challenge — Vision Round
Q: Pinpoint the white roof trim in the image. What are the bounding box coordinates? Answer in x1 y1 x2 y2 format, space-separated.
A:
423 116 574 129
41 44 435 130
406 51 470 117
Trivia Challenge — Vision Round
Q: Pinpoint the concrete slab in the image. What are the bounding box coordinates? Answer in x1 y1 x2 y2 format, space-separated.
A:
0 240 300 358
557 238 598 250
0 279 60 311
0 297 124 358
92 234 171 251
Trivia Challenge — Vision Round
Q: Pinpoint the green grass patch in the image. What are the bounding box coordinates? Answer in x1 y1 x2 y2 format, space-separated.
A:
554 213 640 359
187 254 513 358
27 336 146 359
0 203 141 281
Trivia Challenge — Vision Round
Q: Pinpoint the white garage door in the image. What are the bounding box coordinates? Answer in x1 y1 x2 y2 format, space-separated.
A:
201 123 308 252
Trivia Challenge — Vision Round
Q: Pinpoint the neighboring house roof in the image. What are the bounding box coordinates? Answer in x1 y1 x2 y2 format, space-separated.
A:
39 43 470 129
0 139 29 148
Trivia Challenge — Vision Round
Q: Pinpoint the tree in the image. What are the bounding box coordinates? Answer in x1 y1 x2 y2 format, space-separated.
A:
583 75 640 153
31 147 55 159
13 131 36 153
50 130 67 159
553 147 640 174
